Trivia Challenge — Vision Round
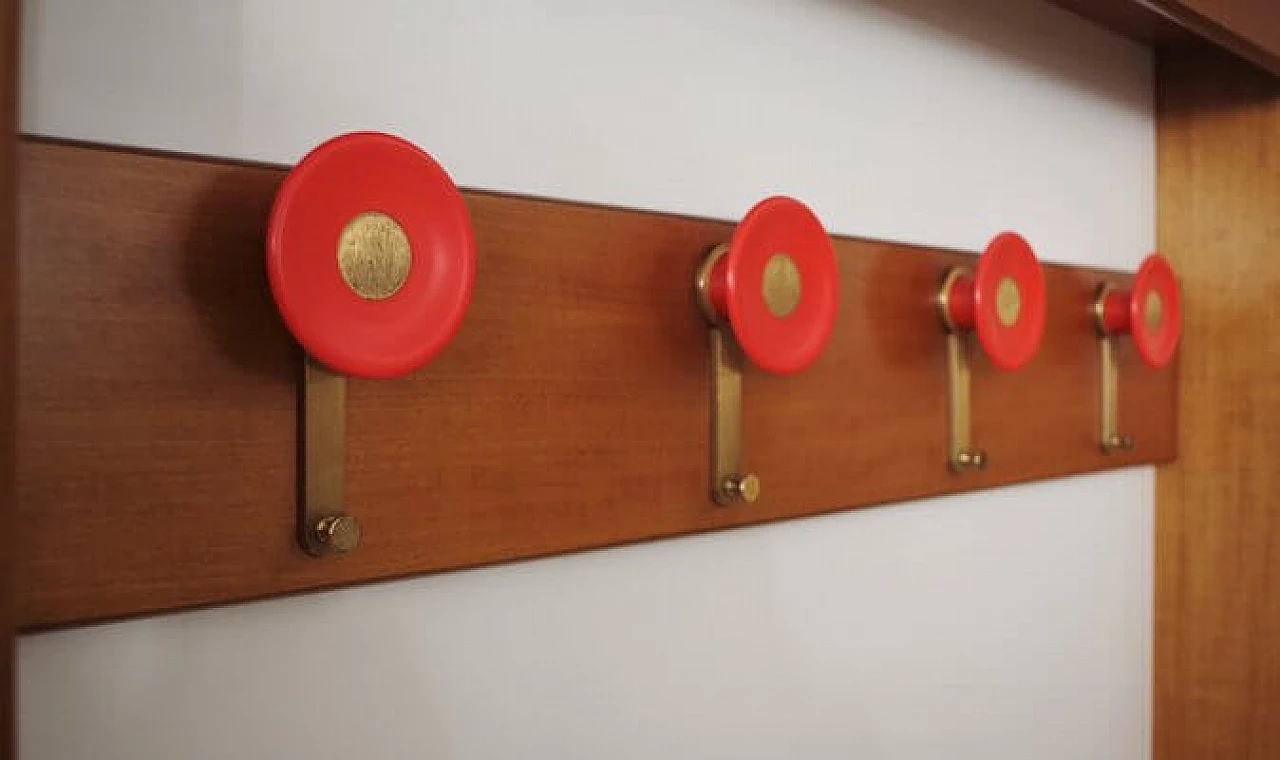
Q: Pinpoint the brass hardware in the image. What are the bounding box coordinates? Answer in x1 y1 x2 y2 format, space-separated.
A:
938 267 987 472
1094 284 1134 454
696 245 759 505
1144 291 1163 332
1098 333 1133 453
301 357 361 556
695 245 728 325
762 253 802 318
945 330 987 471
936 267 964 333
722 472 761 503
337 211 412 301
708 328 758 504
995 276 1022 328
313 514 362 554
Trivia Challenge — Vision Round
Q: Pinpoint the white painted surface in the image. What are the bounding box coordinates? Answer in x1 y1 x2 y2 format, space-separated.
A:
17 1 1155 758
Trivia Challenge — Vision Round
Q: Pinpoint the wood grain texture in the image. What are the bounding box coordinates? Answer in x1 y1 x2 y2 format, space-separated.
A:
1051 0 1280 77
16 138 1176 630
1155 46 1280 760
0 0 14 756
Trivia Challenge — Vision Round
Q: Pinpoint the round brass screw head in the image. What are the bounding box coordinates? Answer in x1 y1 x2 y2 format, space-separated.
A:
337 211 412 301
995 276 1022 328
1144 291 1164 331
314 514 361 554
723 473 761 503
1105 435 1135 452
762 254 802 318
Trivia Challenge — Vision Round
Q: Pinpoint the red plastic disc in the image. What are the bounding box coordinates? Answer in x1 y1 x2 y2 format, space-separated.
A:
267 132 475 379
1129 253 1181 368
1098 287 1132 335
972 231 1046 371
709 196 838 375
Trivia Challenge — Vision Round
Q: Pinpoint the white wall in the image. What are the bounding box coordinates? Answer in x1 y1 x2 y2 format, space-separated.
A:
17 1 1155 758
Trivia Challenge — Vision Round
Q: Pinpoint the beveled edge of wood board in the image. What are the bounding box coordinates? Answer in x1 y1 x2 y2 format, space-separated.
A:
12 134 1153 275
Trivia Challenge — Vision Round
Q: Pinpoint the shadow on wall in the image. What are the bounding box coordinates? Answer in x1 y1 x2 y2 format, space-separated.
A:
824 0 1149 111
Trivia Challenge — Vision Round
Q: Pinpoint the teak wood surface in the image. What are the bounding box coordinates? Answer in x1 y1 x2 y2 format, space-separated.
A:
17 138 1176 629
1155 47 1280 760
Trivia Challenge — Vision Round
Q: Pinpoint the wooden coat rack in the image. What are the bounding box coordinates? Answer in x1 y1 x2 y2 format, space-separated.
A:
16 137 1178 630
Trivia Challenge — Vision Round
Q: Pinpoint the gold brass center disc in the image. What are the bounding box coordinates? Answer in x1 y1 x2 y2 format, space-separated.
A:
762 254 802 318
337 211 412 301
1144 291 1164 331
995 276 1022 327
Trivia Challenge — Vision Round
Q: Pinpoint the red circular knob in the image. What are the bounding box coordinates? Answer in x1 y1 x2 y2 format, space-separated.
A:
1098 253 1181 368
702 196 838 375
941 232 1046 371
267 132 475 379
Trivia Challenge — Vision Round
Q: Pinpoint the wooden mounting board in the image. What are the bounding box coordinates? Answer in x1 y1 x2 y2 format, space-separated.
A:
16 138 1176 629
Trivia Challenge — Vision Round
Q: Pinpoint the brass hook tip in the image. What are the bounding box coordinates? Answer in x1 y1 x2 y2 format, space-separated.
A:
719 473 760 504
1102 435 1135 454
695 244 731 326
953 450 988 472
313 514 361 555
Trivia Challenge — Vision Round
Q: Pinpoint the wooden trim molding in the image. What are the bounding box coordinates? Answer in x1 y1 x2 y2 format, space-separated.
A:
1052 0 1280 77
16 138 1177 629
0 0 15 756
1154 45 1280 759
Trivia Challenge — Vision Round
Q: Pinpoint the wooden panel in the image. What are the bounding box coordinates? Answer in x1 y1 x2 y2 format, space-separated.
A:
0 0 12 755
16 138 1176 630
1051 0 1280 77
1174 0 1280 57
1155 46 1280 760
1051 0 1190 43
